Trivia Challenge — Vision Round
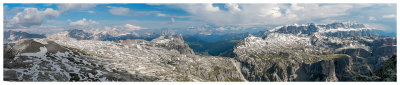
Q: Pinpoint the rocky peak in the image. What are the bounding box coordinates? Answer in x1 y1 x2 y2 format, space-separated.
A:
67 29 93 40
233 34 267 55
270 22 375 38
317 22 375 37
272 23 319 35
318 22 366 29
326 22 345 29
10 39 69 54
151 35 194 54
247 34 254 37
4 30 46 43
176 34 184 40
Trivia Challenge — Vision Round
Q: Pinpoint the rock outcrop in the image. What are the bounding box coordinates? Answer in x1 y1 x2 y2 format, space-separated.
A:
150 34 195 54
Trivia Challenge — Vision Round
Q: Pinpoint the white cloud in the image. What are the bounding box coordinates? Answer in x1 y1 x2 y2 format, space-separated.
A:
368 16 376 21
178 3 220 15
170 17 175 23
216 27 226 31
175 3 362 26
68 18 99 27
124 24 141 30
290 3 304 11
204 4 220 12
224 3 241 13
293 4 353 18
106 6 166 17
107 6 130 16
382 14 396 19
88 10 95 13
57 4 96 13
8 8 60 27
156 13 167 17
5 4 97 28
43 8 61 18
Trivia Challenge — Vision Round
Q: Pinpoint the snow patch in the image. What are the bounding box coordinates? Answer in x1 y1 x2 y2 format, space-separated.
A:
34 39 48 44
318 28 371 33
21 46 48 57
154 39 171 43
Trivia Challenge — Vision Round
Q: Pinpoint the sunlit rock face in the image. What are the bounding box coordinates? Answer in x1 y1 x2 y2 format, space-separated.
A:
225 22 396 81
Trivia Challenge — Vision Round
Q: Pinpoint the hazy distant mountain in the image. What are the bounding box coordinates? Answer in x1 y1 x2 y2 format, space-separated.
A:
46 29 160 41
4 31 46 43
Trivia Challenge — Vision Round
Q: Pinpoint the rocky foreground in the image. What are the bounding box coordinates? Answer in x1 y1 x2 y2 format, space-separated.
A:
4 35 245 81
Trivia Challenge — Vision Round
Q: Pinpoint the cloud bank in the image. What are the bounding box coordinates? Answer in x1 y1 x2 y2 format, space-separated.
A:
5 4 96 28
68 18 99 27
175 3 371 26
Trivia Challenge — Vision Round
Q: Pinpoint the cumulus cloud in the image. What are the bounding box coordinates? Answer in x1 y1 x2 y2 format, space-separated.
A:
382 14 396 19
225 3 241 13
156 13 167 17
170 17 175 23
368 16 376 21
57 4 96 13
68 18 99 27
216 27 226 31
6 4 96 28
124 24 141 30
106 6 165 17
107 6 130 16
292 4 353 19
7 8 60 27
88 10 95 13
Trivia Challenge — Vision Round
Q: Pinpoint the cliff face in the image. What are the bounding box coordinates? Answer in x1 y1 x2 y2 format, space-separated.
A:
234 51 353 81
295 57 352 81
227 22 396 81
373 55 397 81
353 55 397 81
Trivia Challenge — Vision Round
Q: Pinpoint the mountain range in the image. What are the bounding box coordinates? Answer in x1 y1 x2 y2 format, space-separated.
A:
3 22 397 81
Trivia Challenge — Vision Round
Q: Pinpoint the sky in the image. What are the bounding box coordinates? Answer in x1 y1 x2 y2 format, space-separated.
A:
3 3 397 34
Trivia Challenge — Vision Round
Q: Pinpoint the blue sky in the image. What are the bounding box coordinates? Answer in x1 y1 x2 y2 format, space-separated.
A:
3 3 397 34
